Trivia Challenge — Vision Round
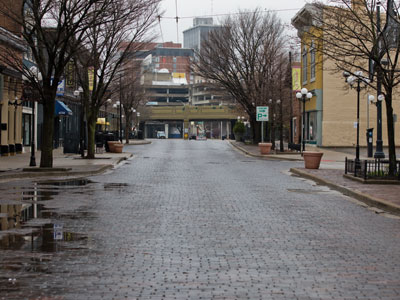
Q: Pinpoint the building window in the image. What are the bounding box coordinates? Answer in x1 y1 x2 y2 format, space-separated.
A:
173 57 177 62
302 45 308 83
310 41 316 81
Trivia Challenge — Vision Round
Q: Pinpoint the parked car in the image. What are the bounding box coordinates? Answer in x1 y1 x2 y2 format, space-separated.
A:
157 131 166 139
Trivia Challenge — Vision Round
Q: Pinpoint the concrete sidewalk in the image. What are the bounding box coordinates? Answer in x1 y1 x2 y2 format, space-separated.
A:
229 140 400 216
0 140 150 182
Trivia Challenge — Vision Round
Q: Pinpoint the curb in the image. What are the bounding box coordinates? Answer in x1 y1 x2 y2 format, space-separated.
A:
228 140 303 161
127 140 151 145
0 153 132 182
290 167 400 215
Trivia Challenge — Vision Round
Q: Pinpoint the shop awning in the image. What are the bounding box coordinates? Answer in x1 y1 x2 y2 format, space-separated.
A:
96 118 110 125
55 100 73 116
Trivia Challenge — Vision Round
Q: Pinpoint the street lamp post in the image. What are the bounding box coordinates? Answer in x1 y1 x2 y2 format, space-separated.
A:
27 66 42 166
374 2 385 159
277 99 284 152
29 96 36 166
74 87 84 158
105 98 112 132
119 101 123 142
296 88 313 153
343 71 370 164
114 101 123 142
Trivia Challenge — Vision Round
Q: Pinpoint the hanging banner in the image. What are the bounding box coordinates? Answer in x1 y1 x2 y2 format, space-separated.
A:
88 67 94 91
292 67 301 92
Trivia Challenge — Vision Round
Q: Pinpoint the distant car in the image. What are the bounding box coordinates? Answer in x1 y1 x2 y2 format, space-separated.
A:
157 131 166 139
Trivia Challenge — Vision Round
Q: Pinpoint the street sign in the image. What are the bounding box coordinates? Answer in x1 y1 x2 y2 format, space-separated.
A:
256 106 269 121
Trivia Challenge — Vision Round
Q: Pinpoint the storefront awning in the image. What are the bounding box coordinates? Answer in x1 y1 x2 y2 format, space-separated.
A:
55 100 73 116
96 118 110 125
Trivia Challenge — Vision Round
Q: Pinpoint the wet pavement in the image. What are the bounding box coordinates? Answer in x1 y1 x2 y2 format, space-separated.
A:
1 140 400 299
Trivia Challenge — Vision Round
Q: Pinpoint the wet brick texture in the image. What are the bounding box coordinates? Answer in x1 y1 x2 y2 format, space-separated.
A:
1 140 400 299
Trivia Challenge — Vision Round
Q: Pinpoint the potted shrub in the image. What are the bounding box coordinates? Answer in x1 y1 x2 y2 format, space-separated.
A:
233 121 246 142
303 151 324 169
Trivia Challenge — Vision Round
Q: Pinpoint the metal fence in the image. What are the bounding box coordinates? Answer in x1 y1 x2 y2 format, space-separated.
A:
345 158 400 180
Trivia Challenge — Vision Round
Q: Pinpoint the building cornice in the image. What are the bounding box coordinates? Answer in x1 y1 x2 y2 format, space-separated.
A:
291 4 322 38
0 26 26 52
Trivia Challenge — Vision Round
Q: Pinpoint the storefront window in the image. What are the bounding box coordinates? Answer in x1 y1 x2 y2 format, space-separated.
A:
307 111 317 141
22 114 31 146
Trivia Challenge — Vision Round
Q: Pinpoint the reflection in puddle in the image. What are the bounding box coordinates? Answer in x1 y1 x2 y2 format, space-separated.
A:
104 183 129 189
0 203 88 252
37 178 94 187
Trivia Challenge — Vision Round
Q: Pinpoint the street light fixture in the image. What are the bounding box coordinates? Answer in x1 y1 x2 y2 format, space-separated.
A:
343 71 370 164
296 88 313 153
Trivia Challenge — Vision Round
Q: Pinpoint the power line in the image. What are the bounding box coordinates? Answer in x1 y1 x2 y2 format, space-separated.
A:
160 7 302 20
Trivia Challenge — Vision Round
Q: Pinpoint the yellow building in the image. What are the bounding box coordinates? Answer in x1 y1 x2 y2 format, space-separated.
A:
292 4 400 148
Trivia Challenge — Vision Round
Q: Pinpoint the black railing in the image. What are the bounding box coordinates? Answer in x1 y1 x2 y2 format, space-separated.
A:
345 157 400 180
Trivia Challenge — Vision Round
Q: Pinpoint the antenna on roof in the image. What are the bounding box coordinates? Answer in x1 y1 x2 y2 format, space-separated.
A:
158 16 164 43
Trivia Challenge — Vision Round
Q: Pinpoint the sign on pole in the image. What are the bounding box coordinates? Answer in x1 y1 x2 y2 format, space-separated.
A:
256 106 269 121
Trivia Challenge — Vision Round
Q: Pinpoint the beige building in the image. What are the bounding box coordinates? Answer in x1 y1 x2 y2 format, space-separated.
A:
0 3 24 156
292 4 400 148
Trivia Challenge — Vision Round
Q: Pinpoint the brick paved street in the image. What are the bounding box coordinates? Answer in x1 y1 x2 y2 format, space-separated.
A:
1 140 400 299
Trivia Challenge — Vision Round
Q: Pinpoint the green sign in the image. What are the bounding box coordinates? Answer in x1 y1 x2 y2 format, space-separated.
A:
256 106 269 121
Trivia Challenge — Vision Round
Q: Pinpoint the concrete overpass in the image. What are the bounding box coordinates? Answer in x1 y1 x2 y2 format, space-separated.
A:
140 105 242 139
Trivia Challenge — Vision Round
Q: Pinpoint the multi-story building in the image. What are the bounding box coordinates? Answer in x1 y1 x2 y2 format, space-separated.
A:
183 18 231 106
292 3 400 147
0 1 24 156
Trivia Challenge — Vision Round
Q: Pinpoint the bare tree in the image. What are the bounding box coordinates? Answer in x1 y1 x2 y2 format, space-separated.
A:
192 9 287 142
0 0 112 167
74 0 160 158
119 61 146 144
306 0 398 174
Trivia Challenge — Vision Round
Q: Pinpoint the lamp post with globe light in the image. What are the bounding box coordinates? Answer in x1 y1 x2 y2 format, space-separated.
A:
296 88 313 153
343 71 370 164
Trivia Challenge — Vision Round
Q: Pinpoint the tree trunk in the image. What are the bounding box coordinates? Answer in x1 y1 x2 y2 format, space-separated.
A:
384 92 397 176
40 92 55 168
86 112 97 159
125 113 131 144
250 117 260 143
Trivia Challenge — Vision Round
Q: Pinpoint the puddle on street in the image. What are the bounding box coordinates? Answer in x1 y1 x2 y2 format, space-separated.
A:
0 202 89 250
0 180 95 252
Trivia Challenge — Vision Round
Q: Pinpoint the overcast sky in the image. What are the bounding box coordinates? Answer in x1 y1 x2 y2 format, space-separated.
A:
157 0 312 44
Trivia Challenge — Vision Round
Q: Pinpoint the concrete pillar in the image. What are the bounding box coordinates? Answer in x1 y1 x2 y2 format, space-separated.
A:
184 119 189 139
